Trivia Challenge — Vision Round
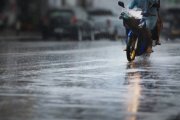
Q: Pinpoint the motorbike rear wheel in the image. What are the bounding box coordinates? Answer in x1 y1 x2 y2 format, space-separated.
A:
126 36 137 62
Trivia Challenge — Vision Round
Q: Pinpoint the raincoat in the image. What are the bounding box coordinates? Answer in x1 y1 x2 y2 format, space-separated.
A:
129 0 158 30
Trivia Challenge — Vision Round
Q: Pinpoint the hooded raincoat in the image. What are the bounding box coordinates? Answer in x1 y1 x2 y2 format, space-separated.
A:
129 0 158 30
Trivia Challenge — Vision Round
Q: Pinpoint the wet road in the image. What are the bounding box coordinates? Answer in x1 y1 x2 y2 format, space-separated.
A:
0 40 180 120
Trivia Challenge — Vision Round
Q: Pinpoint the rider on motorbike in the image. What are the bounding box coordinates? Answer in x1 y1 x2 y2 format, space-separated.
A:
127 0 160 53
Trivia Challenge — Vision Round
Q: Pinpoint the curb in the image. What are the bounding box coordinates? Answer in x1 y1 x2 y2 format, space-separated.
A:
0 36 42 41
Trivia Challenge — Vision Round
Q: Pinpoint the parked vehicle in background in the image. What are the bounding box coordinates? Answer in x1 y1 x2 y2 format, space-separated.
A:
41 7 95 40
161 8 180 39
0 13 7 31
87 8 125 40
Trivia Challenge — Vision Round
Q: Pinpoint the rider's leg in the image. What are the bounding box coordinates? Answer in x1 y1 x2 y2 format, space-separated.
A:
144 16 157 52
156 17 163 45
151 24 161 45
143 28 153 53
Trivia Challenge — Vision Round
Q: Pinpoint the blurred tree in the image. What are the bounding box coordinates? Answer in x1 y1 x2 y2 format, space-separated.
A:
165 0 180 4
0 0 7 12
78 0 87 8
16 0 46 31
78 0 93 8
61 0 66 6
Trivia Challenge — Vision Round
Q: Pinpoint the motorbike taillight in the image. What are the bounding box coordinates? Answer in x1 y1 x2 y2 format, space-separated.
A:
71 16 77 25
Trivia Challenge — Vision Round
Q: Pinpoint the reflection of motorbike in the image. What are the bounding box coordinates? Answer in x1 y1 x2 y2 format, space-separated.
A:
118 1 153 62
125 62 142 120
124 60 159 120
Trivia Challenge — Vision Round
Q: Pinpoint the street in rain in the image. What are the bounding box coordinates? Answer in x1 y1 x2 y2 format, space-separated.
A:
0 0 180 120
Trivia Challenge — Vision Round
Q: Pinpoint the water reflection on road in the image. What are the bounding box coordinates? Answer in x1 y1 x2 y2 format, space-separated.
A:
0 41 180 120
126 62 142 120
125 60 157 120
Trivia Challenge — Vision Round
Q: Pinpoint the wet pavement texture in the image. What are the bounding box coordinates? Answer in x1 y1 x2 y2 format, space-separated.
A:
0 40 180 120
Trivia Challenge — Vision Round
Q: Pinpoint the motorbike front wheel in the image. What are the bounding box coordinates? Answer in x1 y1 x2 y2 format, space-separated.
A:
126 36 137 62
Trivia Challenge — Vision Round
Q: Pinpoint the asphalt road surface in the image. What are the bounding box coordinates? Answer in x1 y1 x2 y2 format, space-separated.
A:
0 40 180 120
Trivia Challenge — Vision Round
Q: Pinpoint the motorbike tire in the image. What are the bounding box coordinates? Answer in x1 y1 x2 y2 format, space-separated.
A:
126 36 137 62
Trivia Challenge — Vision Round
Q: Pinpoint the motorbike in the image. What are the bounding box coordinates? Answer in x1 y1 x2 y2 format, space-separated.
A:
118 1 153 62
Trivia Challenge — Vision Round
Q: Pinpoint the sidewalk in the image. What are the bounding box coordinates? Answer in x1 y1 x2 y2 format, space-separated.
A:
0 30 42 41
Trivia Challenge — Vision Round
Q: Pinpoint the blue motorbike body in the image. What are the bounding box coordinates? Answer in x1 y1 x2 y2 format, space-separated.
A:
127 29 148 56
125 17 148 56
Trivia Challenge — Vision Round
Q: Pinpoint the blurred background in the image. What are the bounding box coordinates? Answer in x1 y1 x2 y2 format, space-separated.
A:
0 0 179 40
0 1 180 120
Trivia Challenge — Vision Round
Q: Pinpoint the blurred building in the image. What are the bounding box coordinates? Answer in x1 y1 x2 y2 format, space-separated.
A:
0 0 16 29
162 0 180 8
0 0 49 31
48 0 92 8
0 0 93 31
91 0 120 14
0 0 126 31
